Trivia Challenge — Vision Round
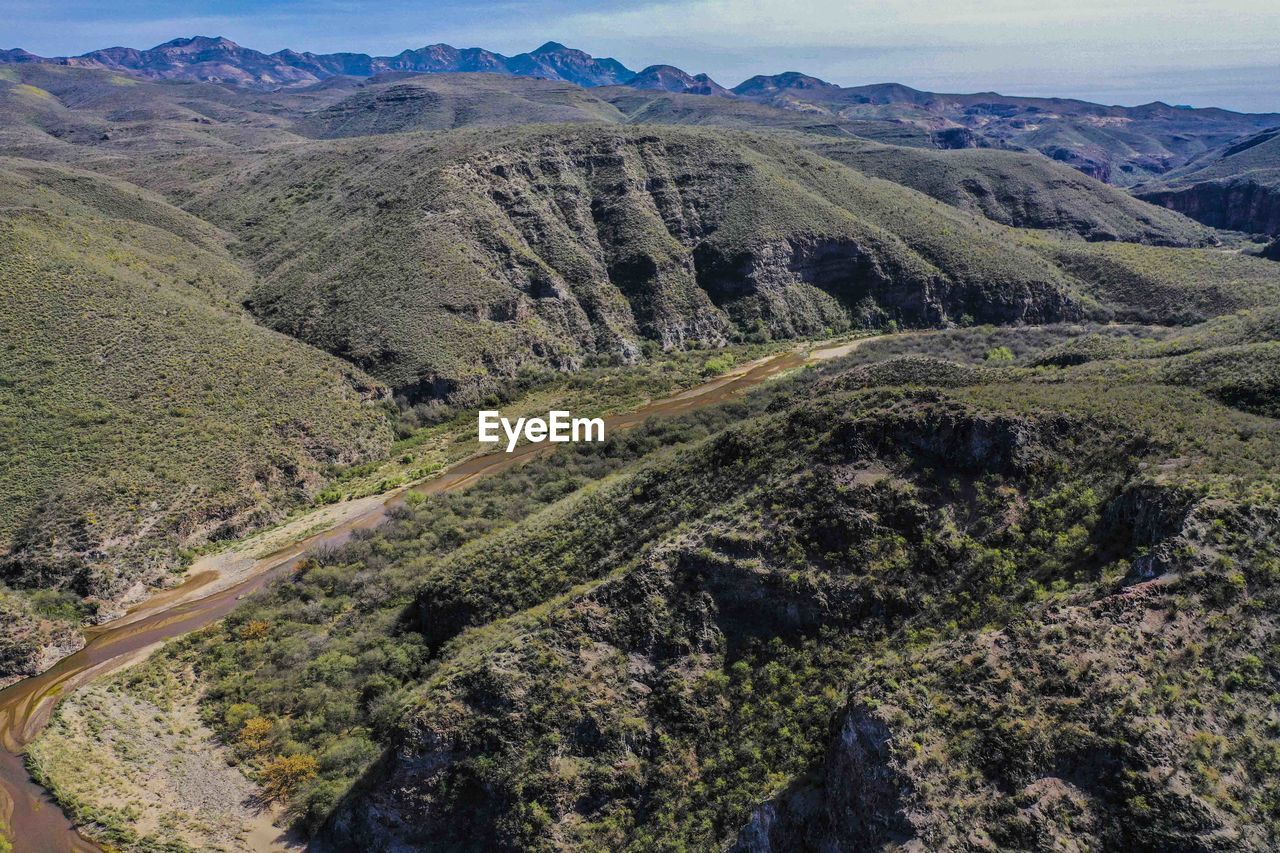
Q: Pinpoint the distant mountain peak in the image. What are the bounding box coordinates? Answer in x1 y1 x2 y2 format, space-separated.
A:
731 71 838 95
153 35 241 51
631 64 729 96
510 41 635 87
0 48 43 63
0 35 648 90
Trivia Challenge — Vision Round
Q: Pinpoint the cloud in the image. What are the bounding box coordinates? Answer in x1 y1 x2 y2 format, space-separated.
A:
552 0 1277 51
531 0 1280 108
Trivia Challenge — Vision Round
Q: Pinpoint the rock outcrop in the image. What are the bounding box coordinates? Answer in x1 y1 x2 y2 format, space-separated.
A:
1138 180 1280 236
195 127 1085 403
730 704 913 852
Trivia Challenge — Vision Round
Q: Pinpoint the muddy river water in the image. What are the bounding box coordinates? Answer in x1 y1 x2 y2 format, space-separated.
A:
0 341 855 851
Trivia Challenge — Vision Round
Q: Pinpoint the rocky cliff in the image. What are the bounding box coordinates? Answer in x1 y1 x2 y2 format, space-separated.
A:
186 126 1084 403
1135 128 1280 235
1138 179 1280 236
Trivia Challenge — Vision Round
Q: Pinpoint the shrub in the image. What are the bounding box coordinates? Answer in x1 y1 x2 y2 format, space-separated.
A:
261 754 319 802
237 717 274 754
984 346 1015 363
703 354 736 376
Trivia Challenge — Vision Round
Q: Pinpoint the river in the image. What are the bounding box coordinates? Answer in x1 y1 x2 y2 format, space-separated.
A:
0 341 852 852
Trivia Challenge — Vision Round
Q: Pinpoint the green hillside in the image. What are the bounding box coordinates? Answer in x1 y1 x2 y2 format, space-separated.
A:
0 158 391 665
70 311 1280 851
5 51 1280 853
289 73 626 138
811 139 1215 246
172 124 1280 404
179 125 1088 401
601 87 939 146
1026 236 1280 324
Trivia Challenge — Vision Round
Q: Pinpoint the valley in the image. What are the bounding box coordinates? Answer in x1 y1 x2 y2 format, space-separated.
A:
0 31 1278 853
0 338 862 851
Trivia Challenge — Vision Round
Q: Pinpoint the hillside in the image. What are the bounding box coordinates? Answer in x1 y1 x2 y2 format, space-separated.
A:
601 87 941 146
174 125 1098 402
0 157 391 684
7 36 1280 191
0 64 1275 680
730 76 1280 186
285 73 626 138
810 139 1216 245
2 64 1274 681
2 38 1280 852
1135 128 1280 235
0 63 306 163
170 123 1280 404
40 308 1280 851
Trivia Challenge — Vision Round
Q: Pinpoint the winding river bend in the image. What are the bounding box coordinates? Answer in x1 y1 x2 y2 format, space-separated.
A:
0 341 861 852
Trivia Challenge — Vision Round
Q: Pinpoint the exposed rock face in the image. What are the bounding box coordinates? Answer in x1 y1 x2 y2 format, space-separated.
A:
1138 180 1280 236
729 705 913 852
1045 145 1112 183
205 127 1083 403
692 235 926 332
1133 126 1280 234
932 127 978 149
0 595 85 688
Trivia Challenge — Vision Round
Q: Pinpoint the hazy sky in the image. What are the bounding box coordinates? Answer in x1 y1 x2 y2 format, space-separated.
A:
5 0 1279 112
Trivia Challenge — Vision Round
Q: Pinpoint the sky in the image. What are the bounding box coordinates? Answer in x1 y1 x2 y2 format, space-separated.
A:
4 0 1279 112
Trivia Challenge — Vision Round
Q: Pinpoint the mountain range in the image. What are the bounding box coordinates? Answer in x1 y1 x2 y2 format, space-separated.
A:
3 33 1280 853
0 36 648 90
5 35 1280 194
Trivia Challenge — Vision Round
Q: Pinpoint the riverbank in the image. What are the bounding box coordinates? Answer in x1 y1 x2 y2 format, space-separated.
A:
0 335 875 851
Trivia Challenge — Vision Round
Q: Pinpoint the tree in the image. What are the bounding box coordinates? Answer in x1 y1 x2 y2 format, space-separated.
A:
237 717 274 753
261 754 319 802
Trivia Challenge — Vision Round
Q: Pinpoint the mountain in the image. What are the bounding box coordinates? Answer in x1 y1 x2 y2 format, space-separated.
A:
1134 127 1280 235
4 35 637 91
732 71 842 95
810 138 1216 245
0 64 1252 406
510 41 635 87
729 74 1280 186
6 37 1279 189
5 32 1280 853
181 124 1279 406
0 158 391 683
171 124 1096 403
66 36 323 87
0 48 43 64
628 64 729 96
